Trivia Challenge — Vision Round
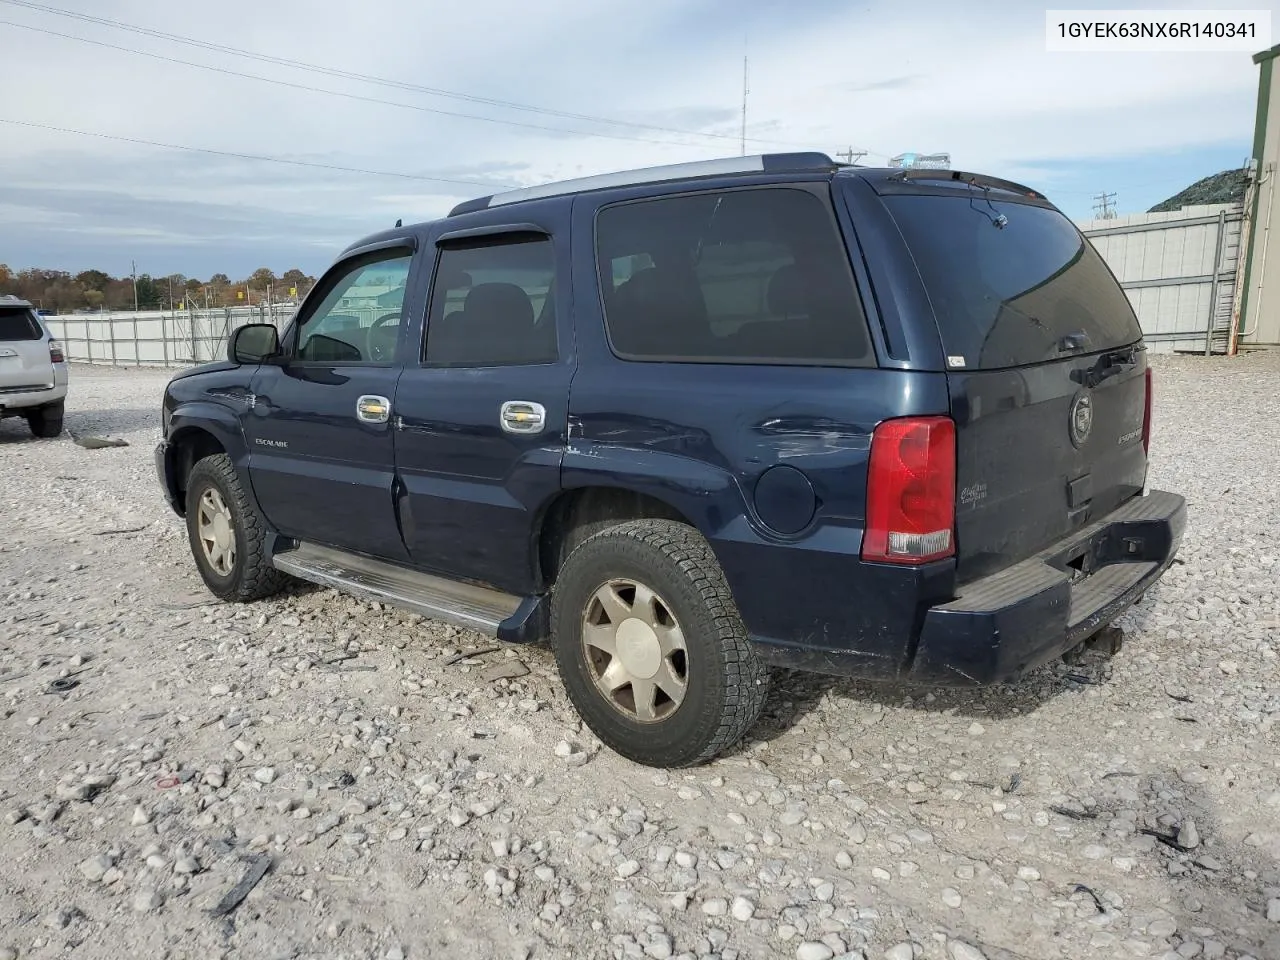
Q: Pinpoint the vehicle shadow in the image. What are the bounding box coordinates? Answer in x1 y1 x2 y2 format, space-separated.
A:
64 406 161 437
0 406 161 445
743 585 1178 747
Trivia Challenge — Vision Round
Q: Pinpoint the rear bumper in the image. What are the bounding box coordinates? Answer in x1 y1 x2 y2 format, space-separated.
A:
749 489 1186 685
0 380 66 414
905 489 1186 685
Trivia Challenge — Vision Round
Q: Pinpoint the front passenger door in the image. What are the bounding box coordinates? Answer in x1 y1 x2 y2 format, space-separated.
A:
245 245 418 561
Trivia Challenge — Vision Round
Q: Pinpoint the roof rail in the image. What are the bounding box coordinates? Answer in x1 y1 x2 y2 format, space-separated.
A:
448 152 837 216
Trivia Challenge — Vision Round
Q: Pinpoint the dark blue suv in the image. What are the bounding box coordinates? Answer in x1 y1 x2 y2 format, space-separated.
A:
156 152 1186 767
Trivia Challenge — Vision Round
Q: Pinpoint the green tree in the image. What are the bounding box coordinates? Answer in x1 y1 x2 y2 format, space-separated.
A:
134 275 161 310
75 269 111 292
249 267 276 289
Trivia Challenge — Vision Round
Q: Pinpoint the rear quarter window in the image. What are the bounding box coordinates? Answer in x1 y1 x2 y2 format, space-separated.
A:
0 307 42 341
882 193 1142 369
595 186 875 366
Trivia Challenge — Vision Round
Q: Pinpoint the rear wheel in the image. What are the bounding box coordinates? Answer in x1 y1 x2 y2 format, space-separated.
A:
551 519 769 768
185 453 288 602
26 401 63 439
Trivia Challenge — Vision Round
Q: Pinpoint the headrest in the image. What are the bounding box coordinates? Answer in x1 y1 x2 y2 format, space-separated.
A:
464 282 534 328
767 264 807 315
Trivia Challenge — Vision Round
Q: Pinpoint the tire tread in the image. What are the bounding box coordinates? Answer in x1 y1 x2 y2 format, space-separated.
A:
554 518 768 767
187 453 287 602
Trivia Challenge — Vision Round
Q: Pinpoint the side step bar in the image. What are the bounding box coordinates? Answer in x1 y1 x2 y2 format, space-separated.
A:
273 542 524 636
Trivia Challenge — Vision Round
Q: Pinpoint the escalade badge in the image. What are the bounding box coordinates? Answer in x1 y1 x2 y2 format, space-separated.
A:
1068 391 1093 448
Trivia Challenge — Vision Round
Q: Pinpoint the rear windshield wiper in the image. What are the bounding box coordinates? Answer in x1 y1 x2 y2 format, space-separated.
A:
1073 344 1139 387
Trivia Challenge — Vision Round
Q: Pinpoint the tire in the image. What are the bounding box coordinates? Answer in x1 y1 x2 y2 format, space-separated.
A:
27 401 63 439
550 519 769 768
185 453 288 602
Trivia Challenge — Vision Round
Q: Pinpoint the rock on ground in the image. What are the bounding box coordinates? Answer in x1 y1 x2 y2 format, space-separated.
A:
0 356 1278 959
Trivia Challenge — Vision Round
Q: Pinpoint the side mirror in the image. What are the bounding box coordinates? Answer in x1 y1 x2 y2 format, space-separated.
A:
229 323 280 365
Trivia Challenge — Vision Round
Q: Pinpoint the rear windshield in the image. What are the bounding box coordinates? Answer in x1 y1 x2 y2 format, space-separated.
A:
883 194 1142 369
0 307 42 341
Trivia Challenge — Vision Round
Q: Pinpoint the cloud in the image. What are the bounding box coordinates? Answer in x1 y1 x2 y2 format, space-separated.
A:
826 76 923 94
0 0 1262 275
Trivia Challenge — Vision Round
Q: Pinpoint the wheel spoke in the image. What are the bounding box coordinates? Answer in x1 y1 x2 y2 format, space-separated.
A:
599 658 631 693
595 584 631 625
631 677 658 721
653 659 687 706
655 622 686 656
631 582 660 625
583 621 617 656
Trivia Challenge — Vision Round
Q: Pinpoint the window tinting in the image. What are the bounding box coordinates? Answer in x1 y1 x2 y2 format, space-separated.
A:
595 188 872 364
424 236 558 366
296 254 412 363
0 307 41 341
882 194 1143 369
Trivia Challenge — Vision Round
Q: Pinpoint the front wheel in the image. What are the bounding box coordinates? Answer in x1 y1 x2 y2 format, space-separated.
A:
185 453 288 602
550 519 769 768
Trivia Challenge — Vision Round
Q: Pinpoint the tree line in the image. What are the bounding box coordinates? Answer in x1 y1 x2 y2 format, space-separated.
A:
0 264 318 313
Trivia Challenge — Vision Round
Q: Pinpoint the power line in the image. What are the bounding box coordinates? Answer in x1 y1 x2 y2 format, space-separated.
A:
1092 191 1118 219
0 0 882 156
0 19 721 150
0 117 518 187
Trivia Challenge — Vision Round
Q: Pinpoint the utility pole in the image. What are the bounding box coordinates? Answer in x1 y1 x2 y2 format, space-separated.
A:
838 147 867 165
740 53 749 157
131 259 138 312
1093 192 1118 220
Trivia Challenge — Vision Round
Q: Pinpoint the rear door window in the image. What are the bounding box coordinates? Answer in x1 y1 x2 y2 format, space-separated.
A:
0 307 42 341
595 187 874 365
881 193 1142 369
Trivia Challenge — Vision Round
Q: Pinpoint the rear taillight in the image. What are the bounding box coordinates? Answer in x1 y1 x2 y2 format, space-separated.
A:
1141 366 1153 454
862 416 956 565
49 339 64 364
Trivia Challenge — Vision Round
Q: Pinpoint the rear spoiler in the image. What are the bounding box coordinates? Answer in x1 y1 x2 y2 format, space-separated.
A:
886 169 1046 201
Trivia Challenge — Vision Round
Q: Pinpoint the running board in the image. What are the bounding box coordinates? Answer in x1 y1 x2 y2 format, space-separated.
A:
272 542 524 635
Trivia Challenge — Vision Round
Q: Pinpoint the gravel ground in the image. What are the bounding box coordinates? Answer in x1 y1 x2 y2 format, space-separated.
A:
0 354 1277 960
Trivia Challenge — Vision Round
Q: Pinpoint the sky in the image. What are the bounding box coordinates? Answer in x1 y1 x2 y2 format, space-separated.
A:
0 0 1273 279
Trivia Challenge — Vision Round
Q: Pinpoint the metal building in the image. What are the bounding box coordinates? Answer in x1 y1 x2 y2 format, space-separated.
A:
1240 43 1280 347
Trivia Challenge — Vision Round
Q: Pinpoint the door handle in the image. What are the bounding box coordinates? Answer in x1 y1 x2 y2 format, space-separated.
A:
500 401 546 435
356 395 391 424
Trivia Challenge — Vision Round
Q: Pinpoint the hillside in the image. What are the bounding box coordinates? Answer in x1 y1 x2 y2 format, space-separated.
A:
1148 168 1248 213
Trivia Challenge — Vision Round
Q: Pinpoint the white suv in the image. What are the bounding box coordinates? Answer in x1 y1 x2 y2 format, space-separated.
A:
0 295 68 438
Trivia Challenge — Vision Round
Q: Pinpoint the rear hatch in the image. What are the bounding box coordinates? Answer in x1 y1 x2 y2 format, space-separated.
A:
881 187 1149 584
0 306 54 393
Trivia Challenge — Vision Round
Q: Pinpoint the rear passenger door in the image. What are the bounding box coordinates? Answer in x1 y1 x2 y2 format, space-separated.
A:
393 215 573 594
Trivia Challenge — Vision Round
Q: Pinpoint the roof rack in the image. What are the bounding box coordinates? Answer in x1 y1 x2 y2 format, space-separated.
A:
449 152 837 216
0 294 33 307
